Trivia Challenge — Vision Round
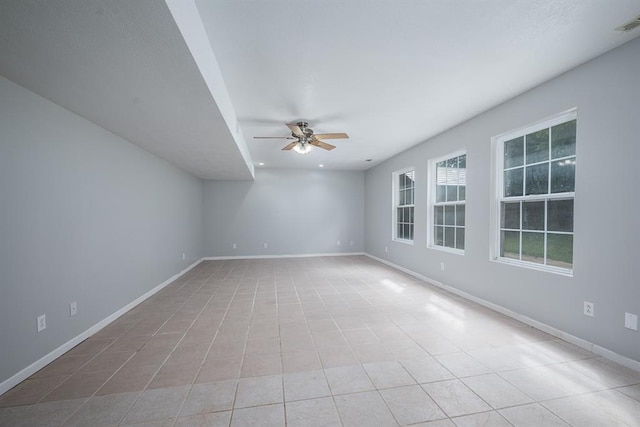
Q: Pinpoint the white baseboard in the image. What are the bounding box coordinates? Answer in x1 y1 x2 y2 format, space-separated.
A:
203 252 365 261
0 258 204 396
364 253 640 374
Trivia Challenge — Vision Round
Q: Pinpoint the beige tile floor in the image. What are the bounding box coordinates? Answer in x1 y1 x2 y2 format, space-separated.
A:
1 256 640 426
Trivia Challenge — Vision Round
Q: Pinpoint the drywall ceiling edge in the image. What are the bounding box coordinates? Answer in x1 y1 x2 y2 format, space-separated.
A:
165 0 254 180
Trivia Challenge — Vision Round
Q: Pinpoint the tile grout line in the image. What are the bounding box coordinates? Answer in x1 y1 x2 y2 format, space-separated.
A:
169 261 241 427
115 261 225 427
228 262 262 426
54 263 220 427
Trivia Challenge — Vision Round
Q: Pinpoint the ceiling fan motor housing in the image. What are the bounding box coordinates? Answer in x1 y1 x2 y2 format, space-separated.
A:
296 122 314 137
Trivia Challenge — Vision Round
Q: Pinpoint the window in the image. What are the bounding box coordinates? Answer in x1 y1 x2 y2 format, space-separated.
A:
393 168 415 242
429 152 466 252
495 110 576 274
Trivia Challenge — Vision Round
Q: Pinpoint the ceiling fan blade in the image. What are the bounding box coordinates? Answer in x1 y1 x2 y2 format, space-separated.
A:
282 141 298 151
310 140 336 150
313 133 349 139
286 123 304 137
254 136 295 139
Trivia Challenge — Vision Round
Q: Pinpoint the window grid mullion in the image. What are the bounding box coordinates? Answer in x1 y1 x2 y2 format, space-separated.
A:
522 135 527 197
519 201 523 261
503 154 575 173
547 129 552 196
543 199 548 265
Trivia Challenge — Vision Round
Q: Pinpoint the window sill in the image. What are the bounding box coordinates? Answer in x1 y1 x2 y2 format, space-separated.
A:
428 245 464 256
492 257 573 277
393 238 414 245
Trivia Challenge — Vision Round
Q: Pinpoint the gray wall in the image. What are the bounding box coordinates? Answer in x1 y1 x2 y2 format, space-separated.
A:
0 76 204 385
365 38 640 362
203 169 364 256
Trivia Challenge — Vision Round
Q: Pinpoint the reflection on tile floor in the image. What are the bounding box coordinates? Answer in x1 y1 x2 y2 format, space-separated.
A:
1 256 639 426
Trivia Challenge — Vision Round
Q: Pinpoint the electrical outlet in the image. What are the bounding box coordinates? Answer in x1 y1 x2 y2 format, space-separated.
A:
385 246 388 253
584 301 595 317
440 262 445 271
182 253 186 260
232 243 237 249
263 242 268 248
625 312 638 331
37 314 46 332
69 301 77 317
337 240 341 246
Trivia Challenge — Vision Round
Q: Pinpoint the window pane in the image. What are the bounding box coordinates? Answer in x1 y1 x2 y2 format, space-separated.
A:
501 202 520 229
406 171 415 188
522 232 544 264
435 206 444 225
526 129 549 164
444 227 455 248
446 157 458 184
397 207 403 223
500 231 520 260
397 223 403 239
547 199 573 232
551 120 576 159
456 227 465 250
504 136 524 168
547 233 573 268
455 204 465 227
408 224 414 240
504 168 524 197
522 201 545 231
458 154 466 169
550 158 575 193
408 206 414 224
406 189 414 205
399 189 406 206
436 161 447 200
435 226 444 246
399 174 406 190
525 163 549 195
459 185 466 201
445 205 455 225
403 224 410 240
446 185 458 202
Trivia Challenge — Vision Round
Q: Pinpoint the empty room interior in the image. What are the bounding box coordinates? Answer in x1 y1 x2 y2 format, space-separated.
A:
1 1 640 426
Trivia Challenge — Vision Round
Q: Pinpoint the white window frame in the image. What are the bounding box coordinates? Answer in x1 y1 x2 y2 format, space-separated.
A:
427 150 466 255
491 109 577 276
392 167 415 244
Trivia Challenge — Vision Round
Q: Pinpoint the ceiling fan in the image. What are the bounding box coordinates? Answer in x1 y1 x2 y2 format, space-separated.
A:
254 121 349 154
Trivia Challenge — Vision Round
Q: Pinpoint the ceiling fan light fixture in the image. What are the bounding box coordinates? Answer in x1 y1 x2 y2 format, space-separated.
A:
293 142 312 155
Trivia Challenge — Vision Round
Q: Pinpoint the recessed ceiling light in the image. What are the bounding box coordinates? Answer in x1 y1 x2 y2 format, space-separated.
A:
319 164 324 168
258 162 264 166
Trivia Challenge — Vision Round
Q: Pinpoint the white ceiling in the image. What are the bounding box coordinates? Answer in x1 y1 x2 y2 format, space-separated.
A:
1 1 639 177
197 0 640 170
